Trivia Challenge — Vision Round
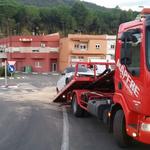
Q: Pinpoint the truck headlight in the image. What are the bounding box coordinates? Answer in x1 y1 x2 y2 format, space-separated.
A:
141 123 150 132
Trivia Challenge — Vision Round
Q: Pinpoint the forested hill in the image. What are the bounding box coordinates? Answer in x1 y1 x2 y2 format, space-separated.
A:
16 0 108 11
0 0 138 37
16 0 76 7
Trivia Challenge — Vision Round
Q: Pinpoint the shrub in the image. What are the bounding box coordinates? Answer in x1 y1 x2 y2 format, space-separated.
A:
0 66 11 77
0 67 5 77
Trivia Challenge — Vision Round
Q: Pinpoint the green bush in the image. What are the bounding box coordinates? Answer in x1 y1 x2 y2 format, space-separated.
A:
0 67 5 77
0 67 11 77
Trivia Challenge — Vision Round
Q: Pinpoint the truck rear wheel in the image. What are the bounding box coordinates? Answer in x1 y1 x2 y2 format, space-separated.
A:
113 109 132 148
72 94 84 117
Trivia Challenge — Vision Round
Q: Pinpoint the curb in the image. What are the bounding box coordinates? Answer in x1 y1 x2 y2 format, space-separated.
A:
0 77 25 80
0 85 18 89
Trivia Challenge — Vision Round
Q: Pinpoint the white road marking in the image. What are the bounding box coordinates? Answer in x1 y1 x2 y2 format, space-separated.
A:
61 107 69 150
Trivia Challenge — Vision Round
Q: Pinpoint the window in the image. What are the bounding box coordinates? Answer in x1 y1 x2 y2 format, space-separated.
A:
100 55 106 59
96 44 100 49
74 44 79 49
78 56 84 59
0 49 5 53
78 56 84 61
110 55 114 60
146 26 150 70
35 62 43 68
0 46 5 53
71 56 84 62
121 29 141 76
41 43 46 48
65 67 88 73
110 44 115 49
71 56 77 59
80 43 87 50
128 33 141 68
74 43 87 50
32 50 39 52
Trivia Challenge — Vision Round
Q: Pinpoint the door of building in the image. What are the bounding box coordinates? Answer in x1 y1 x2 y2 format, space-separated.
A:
16 61 23 71
50 59 57 72
51 63 57 72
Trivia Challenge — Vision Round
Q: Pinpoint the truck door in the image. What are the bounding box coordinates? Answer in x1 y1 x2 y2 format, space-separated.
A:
118 28 143 112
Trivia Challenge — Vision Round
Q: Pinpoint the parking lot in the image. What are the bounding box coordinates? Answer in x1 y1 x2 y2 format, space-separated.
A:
0 73 59 102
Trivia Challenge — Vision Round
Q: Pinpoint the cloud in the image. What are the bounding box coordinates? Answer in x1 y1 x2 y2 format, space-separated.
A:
119 0 150 11
120 0 150 6
82 0 150 11
119 0 150 8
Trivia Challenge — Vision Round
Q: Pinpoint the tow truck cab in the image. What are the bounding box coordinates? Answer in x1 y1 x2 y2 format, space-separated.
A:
114 8 150 144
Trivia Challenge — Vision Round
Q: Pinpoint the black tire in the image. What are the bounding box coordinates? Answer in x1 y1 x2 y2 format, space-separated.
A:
72 94 84 117
113 109 132 148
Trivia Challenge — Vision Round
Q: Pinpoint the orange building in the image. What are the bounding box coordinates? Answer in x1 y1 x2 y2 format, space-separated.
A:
59 34 116 72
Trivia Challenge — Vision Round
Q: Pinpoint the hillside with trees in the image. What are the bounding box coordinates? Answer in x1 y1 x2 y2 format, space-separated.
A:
0 0 138 37
16 0 77 7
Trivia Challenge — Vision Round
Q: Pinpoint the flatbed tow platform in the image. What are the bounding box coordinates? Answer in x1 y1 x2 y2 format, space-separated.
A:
53 62 115 103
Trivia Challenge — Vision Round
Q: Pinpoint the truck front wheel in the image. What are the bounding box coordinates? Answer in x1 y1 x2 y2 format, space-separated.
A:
113 109 132 148
72 94 84 117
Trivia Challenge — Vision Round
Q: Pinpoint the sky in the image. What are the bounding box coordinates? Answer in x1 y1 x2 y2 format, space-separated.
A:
81 0 150 11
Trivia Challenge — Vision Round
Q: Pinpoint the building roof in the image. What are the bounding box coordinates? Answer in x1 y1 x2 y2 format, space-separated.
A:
61 34 116 41
0 33 60 43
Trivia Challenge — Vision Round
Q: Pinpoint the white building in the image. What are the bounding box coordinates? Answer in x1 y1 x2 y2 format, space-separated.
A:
106 35 116 62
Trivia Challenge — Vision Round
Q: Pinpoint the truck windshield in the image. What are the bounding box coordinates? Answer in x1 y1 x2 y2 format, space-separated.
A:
146 26 150 70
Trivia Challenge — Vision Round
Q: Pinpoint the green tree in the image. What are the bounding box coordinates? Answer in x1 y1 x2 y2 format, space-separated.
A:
0 0 19 36
71 2 89 33
0 0 138 37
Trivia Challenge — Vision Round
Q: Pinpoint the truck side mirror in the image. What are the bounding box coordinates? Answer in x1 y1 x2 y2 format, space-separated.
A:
120 32 132 42
120 29 141 42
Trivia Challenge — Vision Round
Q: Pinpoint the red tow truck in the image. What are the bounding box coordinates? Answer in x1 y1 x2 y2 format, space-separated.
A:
54 9 150 147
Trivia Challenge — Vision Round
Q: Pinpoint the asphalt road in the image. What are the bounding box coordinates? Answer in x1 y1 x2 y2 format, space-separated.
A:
0 73 149 150
0 100 62 150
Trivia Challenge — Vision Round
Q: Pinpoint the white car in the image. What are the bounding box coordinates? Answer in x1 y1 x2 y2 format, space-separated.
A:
56 66 94 92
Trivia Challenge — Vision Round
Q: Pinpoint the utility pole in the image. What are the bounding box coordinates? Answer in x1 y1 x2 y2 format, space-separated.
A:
4 60 7 87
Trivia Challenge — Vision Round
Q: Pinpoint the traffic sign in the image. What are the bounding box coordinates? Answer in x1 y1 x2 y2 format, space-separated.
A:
7 61 16 66
7 65 15 73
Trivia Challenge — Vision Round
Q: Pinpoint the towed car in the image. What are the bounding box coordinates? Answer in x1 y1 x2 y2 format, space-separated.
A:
56 66 94 92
